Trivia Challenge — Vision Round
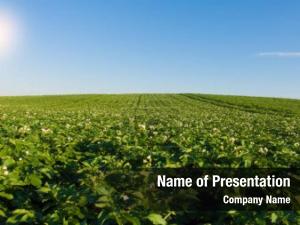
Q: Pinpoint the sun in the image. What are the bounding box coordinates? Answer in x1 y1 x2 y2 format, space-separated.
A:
0 9 18 57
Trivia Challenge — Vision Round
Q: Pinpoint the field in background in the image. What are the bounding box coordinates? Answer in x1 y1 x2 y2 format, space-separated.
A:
0 94 299 224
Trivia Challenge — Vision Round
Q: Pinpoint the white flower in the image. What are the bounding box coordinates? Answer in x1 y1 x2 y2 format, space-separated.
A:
18 125 31 134
19 158 22 161
41 128 52 134
149 125 155 130
3 170 9 176
2 166 7 170
259 147 268 155
212 128 219 133
121 194 129 201
25 151 29 155
162 135 168 142
138 124 146 130
229 137 236 143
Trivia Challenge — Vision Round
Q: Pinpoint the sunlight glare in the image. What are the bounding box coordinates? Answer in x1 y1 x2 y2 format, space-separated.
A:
0 9 19 58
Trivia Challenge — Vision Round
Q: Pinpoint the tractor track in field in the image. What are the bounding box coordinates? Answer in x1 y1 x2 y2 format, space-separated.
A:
180 94 295 117
133 95 142 122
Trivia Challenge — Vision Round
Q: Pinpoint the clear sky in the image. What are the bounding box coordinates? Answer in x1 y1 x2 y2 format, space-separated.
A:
0 0 300 98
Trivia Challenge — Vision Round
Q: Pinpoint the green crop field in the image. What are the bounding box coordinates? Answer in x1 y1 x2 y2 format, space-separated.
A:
0 94 299 224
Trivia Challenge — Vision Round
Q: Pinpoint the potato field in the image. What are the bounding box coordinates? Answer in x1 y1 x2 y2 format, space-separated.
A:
0 94 299 224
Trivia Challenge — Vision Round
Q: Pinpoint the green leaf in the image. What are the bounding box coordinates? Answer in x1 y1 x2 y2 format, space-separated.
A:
6 209 35 223
97 210 110 225
271 212 278 223
78 195 88 206
38 186 51 193
29 174 42 187
95 202 108 208
123 214 141 225
227 210 237 215
0 209 6 217
12 209 32 215
4 158 15 168
63 217 69 225
147 213 167 225
0 192 13 200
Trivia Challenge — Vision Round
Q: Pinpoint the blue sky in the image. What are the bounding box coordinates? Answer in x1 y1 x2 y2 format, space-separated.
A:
0 0 300 98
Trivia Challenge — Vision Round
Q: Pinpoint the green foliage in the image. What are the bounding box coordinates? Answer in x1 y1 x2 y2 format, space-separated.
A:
147 213 167 225
0 94 299 224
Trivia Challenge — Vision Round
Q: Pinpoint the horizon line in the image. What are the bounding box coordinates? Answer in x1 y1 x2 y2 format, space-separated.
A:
0 92 299 100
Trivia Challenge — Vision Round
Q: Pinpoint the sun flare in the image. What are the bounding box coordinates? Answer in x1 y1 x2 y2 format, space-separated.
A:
0 9 19 57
